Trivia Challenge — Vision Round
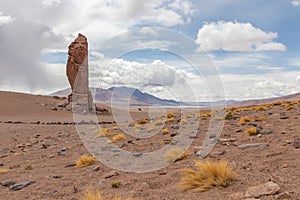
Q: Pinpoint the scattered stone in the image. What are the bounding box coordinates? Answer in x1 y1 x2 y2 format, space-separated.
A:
10 181 36 191
104 171 119 179
93 165 100 171
132 152 143 157
258 130 274 135
294 139 300 149
43 190 59 196
51 175 62 179
248 122 257 126
219 138 237 143
64 163 76 168
171 125 180 129
280 116 289 119
234 129 242 132
1 180 16 187
245 181 280 198
170 132 178 137
238 143 269 150
159 172 167 175
275 192 292 199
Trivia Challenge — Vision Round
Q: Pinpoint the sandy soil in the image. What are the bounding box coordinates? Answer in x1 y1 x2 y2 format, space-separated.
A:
0 91 299 200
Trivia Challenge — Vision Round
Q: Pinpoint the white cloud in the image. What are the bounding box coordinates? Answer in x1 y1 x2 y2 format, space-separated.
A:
196 21 286 52
39 0 62 7
256 65 282 71
291 0 300 7
168 0 195 16
0 12 15 26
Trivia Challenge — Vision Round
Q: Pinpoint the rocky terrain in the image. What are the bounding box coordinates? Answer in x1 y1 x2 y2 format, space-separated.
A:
0 91 299 200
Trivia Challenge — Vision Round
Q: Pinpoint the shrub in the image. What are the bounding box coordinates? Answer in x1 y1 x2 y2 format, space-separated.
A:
0 168 8 174
137 119 148 125
254 105 267 111
112 134 126 142
81 189 102 200
245 127 257 136
164 147 191 162
76 155 95 168
224 112 234 120
161 128 170 134
179 160 236 192
96 127 113 138
239 116 251 125
154 119 164 126
214 116 223 121
253 116 266 121
285 105 294 111
166 117 175 122
167 113 174 118
112 181 121 188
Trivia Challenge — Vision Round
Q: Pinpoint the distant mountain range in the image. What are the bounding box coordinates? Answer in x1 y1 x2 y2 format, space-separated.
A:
50 86 300 107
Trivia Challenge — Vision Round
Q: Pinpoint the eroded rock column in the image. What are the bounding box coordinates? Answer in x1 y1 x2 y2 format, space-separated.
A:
66 33 93 113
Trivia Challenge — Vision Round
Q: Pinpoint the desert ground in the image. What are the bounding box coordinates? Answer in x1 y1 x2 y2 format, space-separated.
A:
0 91 299 200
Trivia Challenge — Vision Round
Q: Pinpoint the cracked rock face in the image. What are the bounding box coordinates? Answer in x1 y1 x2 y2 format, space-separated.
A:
66 33 88 91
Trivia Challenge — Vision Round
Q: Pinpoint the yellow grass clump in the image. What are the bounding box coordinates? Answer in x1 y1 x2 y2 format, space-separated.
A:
161 128 170 134
285 105 294 111
164 147 191 162
166 117 175 122
96 127 113 138
180 119 187 125
254 105 267 111
179 160 236 192
0 168 8 174
112 133 126 142
81 189 132 200
167 113 174 118
245 127 257 136
154 119 164 126
214 116 223 121
76 155 95 168
253 116 266 121
239 116 251 125
81 189 102 200
137 119 148 125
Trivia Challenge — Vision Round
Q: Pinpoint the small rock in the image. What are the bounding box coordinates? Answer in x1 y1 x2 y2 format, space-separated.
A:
64 163 76 168
170 132 178 137
276 192 292 199
171 125 180 129
245 181 280 198
93 165 100 171
132 152 143 157
280 116 289 119
10 181 36 191
159 172 167 175
104 171 119 179
51 175 62 179
234 129 242 133
1 180 16 187
238 143 269 150
259 130 274 135
294 139 300 149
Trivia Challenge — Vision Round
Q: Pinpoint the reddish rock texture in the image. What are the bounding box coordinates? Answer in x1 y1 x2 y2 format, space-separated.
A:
66 33 88 91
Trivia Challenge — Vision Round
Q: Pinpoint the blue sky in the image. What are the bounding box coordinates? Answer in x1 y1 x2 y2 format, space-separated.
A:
0 0 299 101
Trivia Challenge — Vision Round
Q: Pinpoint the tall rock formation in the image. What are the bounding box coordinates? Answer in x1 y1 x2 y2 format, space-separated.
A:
66 33 93 113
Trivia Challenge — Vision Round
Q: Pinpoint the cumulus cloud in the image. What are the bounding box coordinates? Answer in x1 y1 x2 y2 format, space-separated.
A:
39 0 62 7
291 0 300 7
0 12 15 26
196 21 286 52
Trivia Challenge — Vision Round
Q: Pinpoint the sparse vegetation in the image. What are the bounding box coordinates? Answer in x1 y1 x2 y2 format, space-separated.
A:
167 113 174 118
81 189 102 200
76 155 95 168
24 164 33 170
0 168 8 174
214 116 223 121
254 105 267 111
180 119 187 125
137 119 148 125
112 133 126 142
164 147 191 162
179 160 236 192
245 127 258 136
154 119 164 126
161 128 170 134
96 127 113 138
253 116 266 121
112 181 121 188
239 116 251 125
285 104 294 111
224 112 234 120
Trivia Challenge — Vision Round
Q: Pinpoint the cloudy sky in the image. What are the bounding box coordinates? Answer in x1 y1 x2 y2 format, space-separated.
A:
0 0 300 102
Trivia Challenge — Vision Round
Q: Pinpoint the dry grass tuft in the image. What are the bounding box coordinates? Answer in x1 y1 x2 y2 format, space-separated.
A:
96 127 113 138
254 105 267 111
81 189 102 200
285 105 294 111
214 116 223 121
154 119 164 126
137 119 148 125
167 113 174 118
180 119 187 125
0 168 8 174
164 147 191 162
166 117 175 122
245 127 257 136
179 160 236 192
112 133 126 142
76 155 95 168
239 116 251 125
161 128 170 134
253 116 266 121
